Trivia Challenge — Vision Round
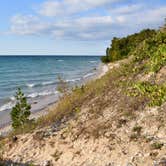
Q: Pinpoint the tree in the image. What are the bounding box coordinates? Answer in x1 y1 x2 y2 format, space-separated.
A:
106 47 110 57
10 88 31 130
101 29 156 63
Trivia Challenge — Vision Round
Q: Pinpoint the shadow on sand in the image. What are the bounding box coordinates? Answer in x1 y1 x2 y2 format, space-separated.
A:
0 160 34 166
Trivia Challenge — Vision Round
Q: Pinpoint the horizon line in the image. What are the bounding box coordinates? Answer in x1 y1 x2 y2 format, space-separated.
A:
0 55 102 56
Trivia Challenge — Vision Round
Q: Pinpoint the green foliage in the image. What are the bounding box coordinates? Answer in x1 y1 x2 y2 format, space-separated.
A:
149 42 166 72
101 20 166 68
132 126 142 134
133 31 166 72
151 142 164 150
10 88 31 130
130 133 140 141
106 47 110 57
130 125 142 141
101 29 156 63
101 55 110 63
28 163 35 166
129 82 166 106
150 32 166 72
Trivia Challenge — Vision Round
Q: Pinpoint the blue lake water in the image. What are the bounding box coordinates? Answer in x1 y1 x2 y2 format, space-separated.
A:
0 56 101 112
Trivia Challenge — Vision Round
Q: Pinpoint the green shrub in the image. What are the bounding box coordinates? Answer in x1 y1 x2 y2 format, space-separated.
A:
129 82 166 106
10 88 31 130
149 43 166 72
151 142 164 150
101 55 110 63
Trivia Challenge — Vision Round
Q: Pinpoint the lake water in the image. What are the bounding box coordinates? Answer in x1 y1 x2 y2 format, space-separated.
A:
0 56 101 113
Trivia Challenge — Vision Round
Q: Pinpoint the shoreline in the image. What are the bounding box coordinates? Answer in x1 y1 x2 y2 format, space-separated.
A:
0 63 109 135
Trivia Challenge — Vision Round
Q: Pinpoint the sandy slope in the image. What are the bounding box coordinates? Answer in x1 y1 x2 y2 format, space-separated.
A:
1 60 166 166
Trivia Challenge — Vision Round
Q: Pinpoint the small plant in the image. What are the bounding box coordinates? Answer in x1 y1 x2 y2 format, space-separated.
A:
130 125 142 141
75 107 80 113
130 133 139 141
57 76 69 94
10 88 31 130
28 163 35 166
123 110 135 119
151 142 164 150
52 150 62 161
117 119 127 128
132 126 142 134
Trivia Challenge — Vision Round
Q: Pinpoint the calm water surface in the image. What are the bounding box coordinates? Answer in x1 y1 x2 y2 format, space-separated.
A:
0 56 101 112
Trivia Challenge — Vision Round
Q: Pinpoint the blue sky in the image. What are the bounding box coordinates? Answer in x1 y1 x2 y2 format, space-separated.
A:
0 0 166 55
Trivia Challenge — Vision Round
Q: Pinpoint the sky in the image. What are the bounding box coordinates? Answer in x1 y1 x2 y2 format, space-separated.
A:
0 0 166 55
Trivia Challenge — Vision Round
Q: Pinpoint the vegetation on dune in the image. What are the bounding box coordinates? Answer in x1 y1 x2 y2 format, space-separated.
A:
10 88 31 131
37 72 111 127
101 19 166 65
57 76 69 94
101 29 156 63
101 20 166 107
128 82 166 106
9 20 166 135
133 31 166 72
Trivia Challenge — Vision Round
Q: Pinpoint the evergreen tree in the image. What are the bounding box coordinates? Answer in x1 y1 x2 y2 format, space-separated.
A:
106 47 110 57
11 88 31 130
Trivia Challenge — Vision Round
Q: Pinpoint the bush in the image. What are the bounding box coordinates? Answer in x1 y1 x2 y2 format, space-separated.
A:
10 88 31 130
101 55 110 63
129 82 166 106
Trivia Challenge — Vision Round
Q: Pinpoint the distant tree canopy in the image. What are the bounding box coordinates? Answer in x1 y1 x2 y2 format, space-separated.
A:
101 29 157 63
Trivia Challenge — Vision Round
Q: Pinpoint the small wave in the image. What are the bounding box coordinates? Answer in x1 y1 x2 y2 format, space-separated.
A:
27 90 59 98
89 61 97 63
66 78 81 82
10 96 15 101
57 60 64 62
26 81 56 88
27 83 35 88
42 81 55 86
0 90 59 111
83 72 95 78
0 102 15 112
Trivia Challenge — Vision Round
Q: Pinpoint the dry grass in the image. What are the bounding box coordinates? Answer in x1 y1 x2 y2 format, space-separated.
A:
11 57 150 135
36 71 112 127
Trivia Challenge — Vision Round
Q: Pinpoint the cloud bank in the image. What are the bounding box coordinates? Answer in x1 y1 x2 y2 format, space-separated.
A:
9 0 166 40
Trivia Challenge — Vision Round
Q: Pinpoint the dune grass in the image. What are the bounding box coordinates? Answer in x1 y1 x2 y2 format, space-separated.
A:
36 72 111 127
8 28 166 135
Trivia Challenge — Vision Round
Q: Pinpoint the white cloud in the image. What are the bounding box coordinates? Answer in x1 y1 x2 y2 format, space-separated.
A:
38 1 64 17
52 30 65 37
10 15 51 35
38 0 123 17
76 16 114 28
9 0 166 40
120 6 166 27
111 4 143 14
